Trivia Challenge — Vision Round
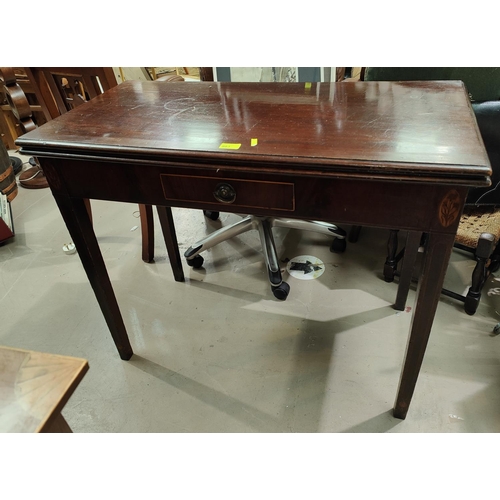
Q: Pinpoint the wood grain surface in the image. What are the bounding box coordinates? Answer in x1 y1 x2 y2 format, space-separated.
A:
0 346 88 432
17 81 491 182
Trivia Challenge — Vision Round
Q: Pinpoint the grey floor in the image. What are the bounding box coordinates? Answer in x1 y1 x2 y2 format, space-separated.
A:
2 152 500 433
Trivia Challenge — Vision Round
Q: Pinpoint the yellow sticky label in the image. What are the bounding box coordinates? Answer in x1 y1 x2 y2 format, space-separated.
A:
251 138 258 147
305 82 312 89
219 142 241 150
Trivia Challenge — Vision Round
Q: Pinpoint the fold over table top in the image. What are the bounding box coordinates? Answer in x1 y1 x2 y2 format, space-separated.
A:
17 80 491 186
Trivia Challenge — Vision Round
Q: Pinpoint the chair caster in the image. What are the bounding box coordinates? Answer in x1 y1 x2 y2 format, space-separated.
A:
187 255 204 268
203 210 219 221
272 282 290 300
330 237 346 253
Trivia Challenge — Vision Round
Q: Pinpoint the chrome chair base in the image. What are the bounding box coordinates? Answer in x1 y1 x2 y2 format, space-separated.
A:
184 214 346 300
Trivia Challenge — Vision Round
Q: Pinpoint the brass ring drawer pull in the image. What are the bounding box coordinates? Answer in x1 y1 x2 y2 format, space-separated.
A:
213 182 236 204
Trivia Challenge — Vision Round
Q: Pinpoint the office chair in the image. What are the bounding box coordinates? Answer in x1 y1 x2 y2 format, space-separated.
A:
352 68 500 315
182 70 348 300
184 210 346 300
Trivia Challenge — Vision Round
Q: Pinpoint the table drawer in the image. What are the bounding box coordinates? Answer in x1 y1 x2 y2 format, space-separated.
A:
160 174 295 211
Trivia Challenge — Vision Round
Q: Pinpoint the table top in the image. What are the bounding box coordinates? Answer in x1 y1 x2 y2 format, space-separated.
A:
17 80 491 185
0 346 88 432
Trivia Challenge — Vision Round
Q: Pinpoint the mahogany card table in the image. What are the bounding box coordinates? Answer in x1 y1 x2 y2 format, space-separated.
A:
17 80 491 419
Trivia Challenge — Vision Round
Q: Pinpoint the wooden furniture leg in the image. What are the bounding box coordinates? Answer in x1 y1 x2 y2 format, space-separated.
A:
464 234 495 315
83 200 154 262
156 205 185 282
139 204 154 263
394 231 422 311
348 225 362 243
384 229 399 282
393 232 456 419
49 190 133 360
42 413 73 433
83 198 92 224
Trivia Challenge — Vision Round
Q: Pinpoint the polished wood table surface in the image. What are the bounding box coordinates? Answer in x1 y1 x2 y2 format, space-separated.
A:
17 81 491 419
0 346 88 432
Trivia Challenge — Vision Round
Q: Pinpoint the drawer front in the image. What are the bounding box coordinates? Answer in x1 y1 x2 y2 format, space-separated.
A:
160 174 295 211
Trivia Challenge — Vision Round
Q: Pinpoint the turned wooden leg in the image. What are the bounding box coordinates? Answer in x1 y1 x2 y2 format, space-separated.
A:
464 233 495 315
139 204 155 263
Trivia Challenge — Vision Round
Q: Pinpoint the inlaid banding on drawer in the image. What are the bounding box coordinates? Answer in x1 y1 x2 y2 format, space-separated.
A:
160 174 295 211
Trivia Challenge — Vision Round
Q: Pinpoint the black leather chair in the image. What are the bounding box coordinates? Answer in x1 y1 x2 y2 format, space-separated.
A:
355 68 500 315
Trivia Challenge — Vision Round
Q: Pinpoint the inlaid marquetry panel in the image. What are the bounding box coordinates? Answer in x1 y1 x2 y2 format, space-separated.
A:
0 346 88 432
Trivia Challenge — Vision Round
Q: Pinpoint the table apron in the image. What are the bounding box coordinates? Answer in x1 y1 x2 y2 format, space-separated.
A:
42 158 468 234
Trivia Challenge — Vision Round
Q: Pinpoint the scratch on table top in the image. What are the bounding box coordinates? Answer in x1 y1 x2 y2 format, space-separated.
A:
163 97 196 110
167 108 194 121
